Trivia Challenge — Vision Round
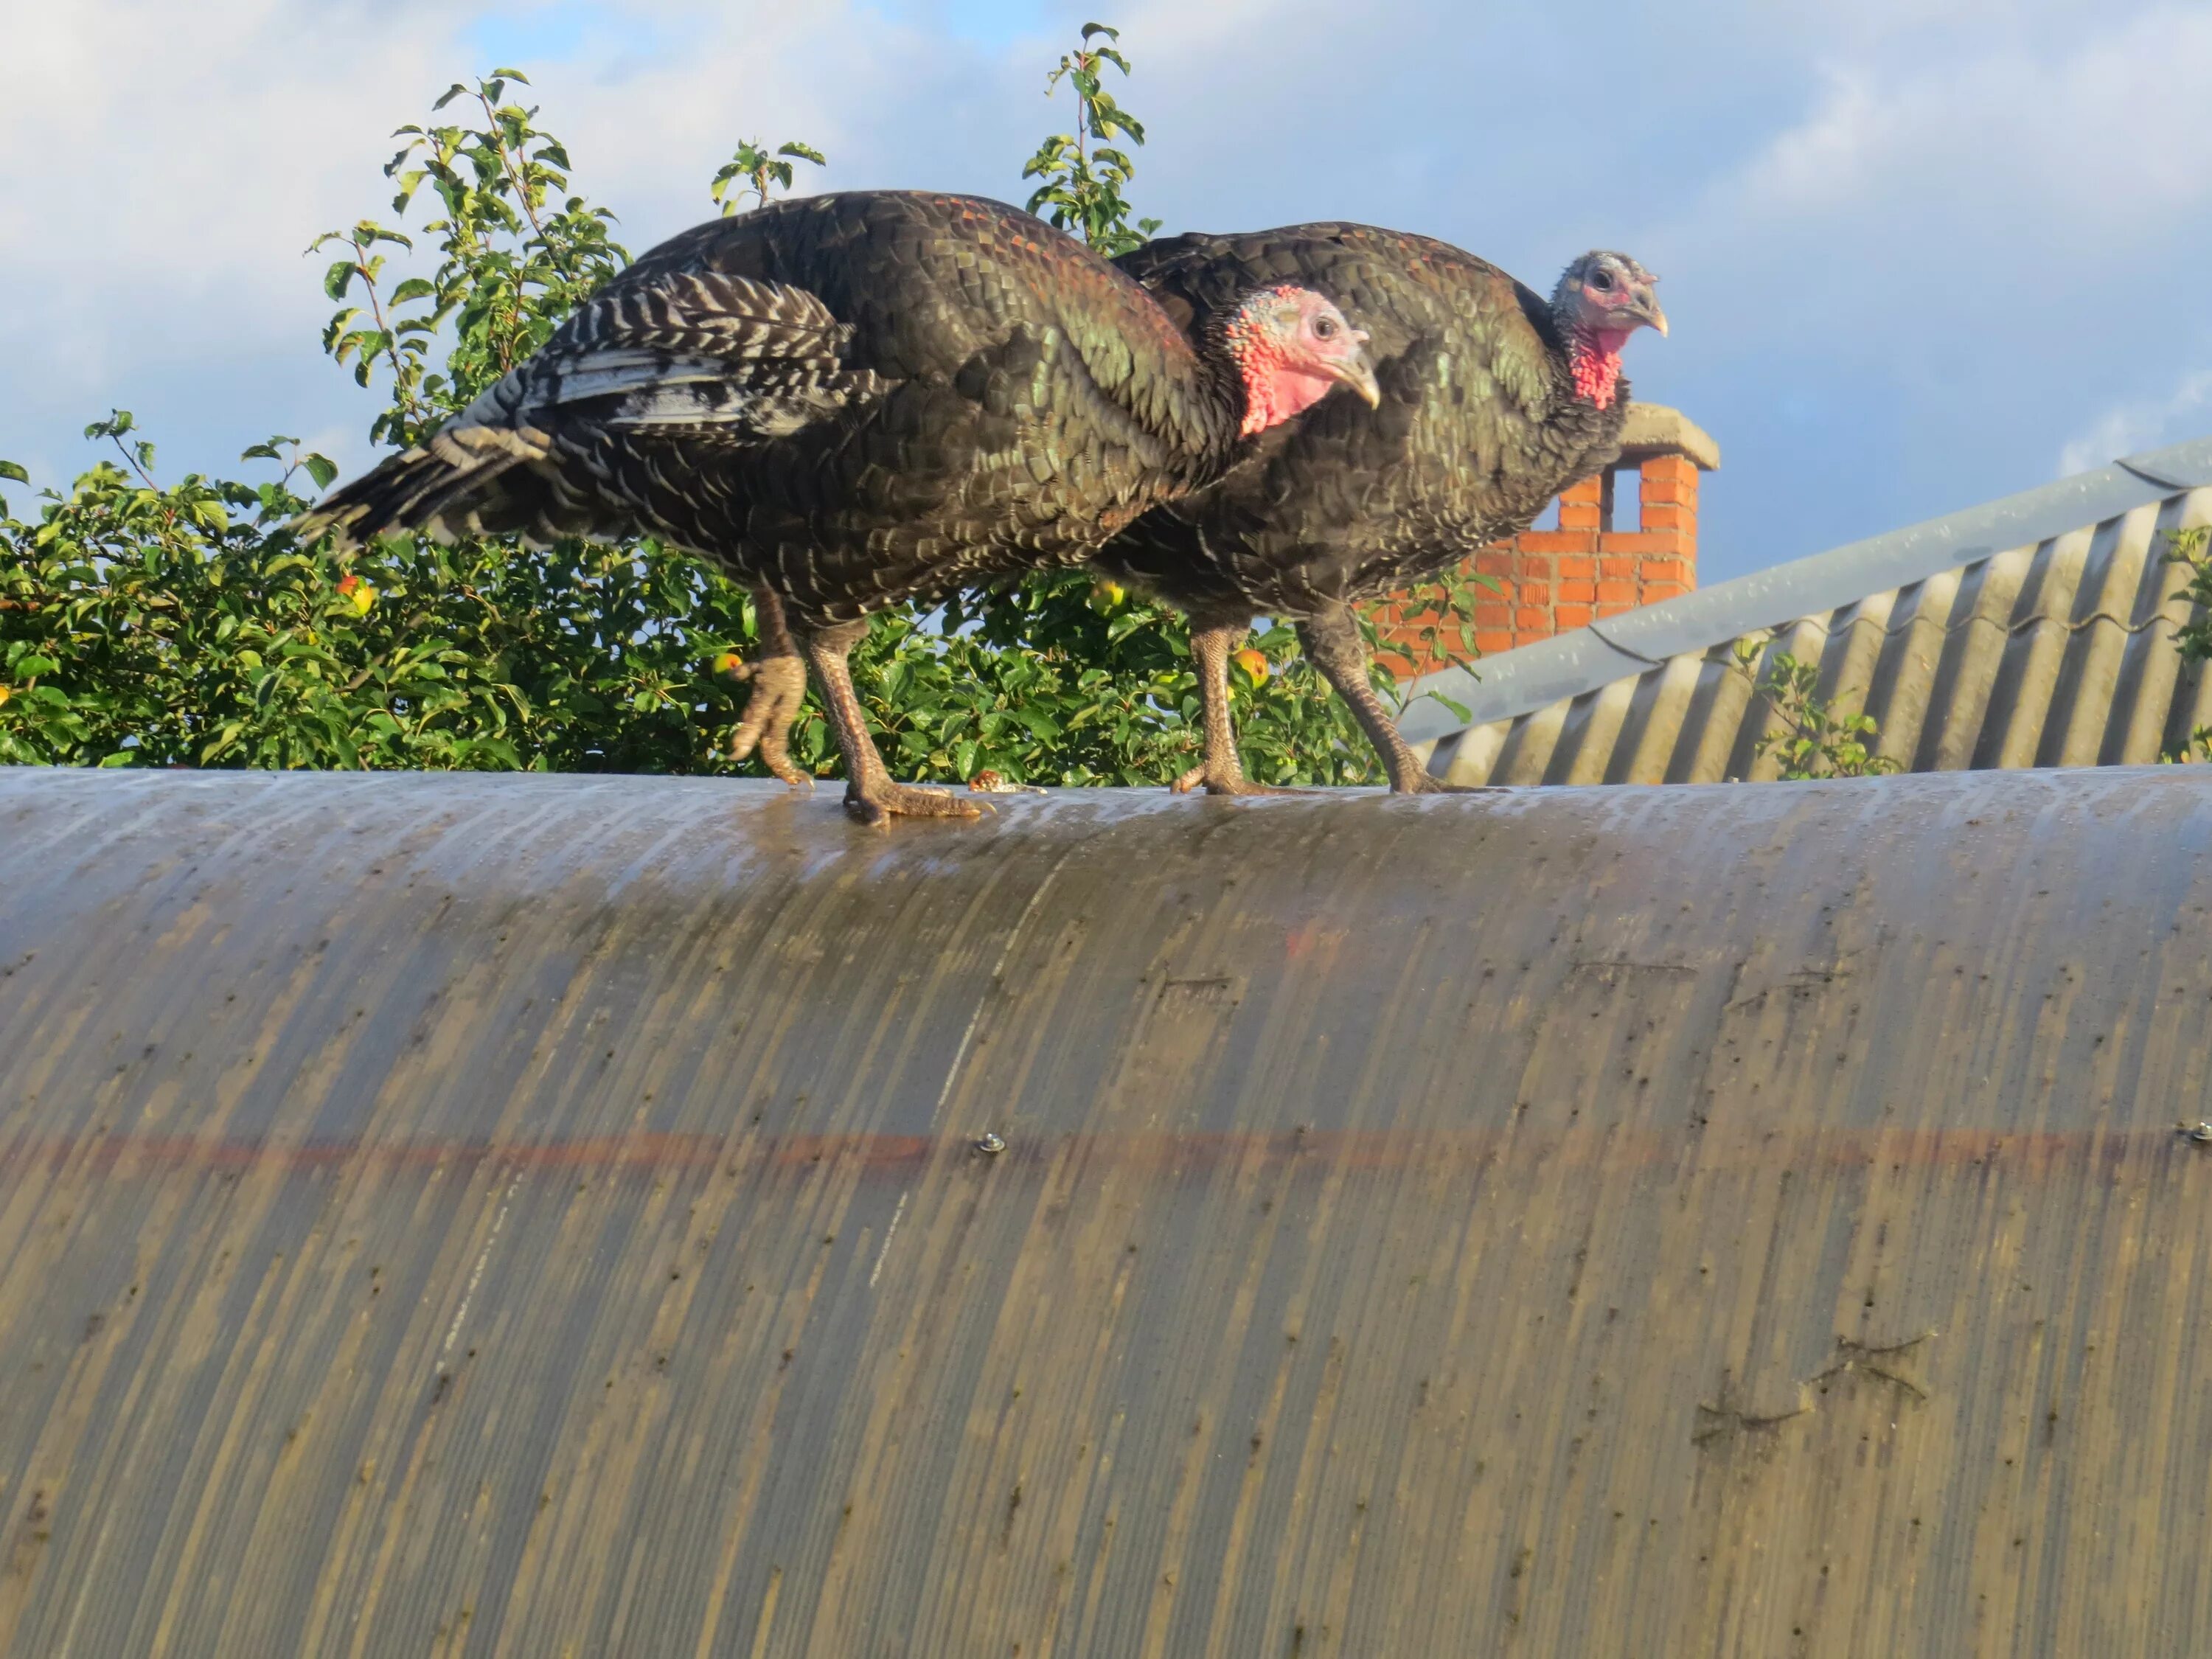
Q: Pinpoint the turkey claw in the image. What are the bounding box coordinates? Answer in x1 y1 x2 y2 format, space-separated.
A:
729 655 811 788
1397 771 1510 796
1172 762 1310 797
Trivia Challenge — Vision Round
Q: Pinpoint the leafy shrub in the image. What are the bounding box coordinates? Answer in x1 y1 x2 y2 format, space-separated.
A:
1731 637 1901 781
2163 524 2212 763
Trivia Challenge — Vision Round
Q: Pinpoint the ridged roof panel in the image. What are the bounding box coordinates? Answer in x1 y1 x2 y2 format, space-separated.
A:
13 769 2212 1652
1411 445 2212 785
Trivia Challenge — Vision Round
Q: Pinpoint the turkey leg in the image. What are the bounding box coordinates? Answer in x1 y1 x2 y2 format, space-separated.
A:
802 618 984 827
1295 600 1492 795
1172 616 1304 796
728 585 811 788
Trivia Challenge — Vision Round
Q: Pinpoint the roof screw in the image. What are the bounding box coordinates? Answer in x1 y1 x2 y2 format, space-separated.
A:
973 1132 1007 1156
2184 1123 2212 1145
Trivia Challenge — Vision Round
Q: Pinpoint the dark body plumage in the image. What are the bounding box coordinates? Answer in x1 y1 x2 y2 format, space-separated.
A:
302 191 1335 821
316 192 1249 618
1100 223 1641 793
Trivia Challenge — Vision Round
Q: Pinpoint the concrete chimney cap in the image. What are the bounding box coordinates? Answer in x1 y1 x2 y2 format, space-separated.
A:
1618 403 1719 470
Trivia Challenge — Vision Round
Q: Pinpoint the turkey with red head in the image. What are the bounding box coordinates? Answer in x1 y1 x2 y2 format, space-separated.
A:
1099 227 1665 794
299 192 1380 823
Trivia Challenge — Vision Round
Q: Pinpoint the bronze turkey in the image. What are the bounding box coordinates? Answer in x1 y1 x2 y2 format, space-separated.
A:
1102 226 1664 794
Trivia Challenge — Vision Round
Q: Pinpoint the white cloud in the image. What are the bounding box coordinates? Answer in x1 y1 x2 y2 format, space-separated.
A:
0 0 1002 483
2058 369 2212 476
1 0 461 376
1683 4 2212 305
1627 3 2212 560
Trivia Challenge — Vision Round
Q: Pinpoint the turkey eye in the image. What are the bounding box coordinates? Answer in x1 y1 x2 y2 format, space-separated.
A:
1592 271 1615 291
1314 316 1339 340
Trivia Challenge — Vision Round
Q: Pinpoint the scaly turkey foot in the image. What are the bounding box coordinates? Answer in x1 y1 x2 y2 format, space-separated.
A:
844 778 988 828
1171 761 1310 797
1394 770 1511 796
728 654 811 787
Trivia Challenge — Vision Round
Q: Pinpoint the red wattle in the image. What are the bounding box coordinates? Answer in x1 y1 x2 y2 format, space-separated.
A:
1239 364 1340 436
1568 333 1623 411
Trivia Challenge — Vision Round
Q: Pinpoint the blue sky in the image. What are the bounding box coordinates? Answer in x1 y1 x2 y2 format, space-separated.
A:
6 0 2211 584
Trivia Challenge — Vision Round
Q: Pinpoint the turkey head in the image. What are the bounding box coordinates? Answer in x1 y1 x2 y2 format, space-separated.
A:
1553 251 1665 411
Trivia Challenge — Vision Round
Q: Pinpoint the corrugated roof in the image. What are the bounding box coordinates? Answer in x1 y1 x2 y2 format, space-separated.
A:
1405 437 2212 785
12 768 2212 1655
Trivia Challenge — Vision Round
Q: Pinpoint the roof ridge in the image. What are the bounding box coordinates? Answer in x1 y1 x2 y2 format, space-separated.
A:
1742 600 2189 653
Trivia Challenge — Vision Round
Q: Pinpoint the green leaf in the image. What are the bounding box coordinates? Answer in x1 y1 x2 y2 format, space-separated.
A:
0 460 27 484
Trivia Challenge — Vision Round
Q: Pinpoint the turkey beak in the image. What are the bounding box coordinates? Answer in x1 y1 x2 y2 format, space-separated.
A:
1325 340 1383 409
1635 287 1669 338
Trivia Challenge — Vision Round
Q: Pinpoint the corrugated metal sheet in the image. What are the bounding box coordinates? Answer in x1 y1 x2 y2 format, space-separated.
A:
1406 438 2212 785
7 768 2212 1656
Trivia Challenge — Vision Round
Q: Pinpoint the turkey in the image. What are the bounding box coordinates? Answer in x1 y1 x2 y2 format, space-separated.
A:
1099 227 1665 794
298 192 1380 823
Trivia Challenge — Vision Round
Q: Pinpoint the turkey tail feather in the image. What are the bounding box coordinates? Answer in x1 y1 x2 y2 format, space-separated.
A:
295 265 880 550
293 425 550 552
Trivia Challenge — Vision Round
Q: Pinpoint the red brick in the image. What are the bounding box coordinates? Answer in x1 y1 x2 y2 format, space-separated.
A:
1596 532 1683 557
1474 630 1514 655
1475 445 1708 611
1512 531 1597 555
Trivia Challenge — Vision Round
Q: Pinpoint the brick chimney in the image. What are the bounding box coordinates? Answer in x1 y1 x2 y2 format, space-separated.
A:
1376 403 1719 675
